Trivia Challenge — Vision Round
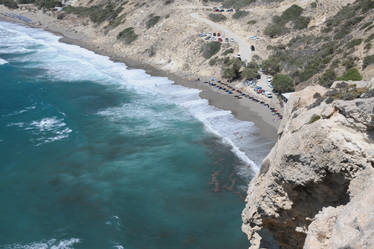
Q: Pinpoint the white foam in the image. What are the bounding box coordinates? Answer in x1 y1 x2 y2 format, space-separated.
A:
4 238 80 249
0 57 8 64
25 117 72 146
0 21 274 173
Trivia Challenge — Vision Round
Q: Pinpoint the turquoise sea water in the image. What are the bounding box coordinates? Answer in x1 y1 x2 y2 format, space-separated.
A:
0 21 273 249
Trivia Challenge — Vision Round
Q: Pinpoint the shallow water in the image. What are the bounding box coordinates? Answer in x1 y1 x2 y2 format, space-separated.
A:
0 21 273 249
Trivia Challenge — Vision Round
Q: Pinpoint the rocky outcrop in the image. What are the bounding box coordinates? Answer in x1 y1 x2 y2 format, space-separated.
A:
242 80 374 249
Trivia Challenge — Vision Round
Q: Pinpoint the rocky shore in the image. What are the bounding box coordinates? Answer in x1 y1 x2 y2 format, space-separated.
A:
242 79 374 248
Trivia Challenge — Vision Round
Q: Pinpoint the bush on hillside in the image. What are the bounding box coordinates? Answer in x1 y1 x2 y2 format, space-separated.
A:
262 56 281 75
64 4 123 24
208 13 227 22
337 68 363 81
201 41 221 59
146 15 161 29
346 39 363 49
294 16 310 29
232 10 248 19
280 4 303 23
1 0 18 8
319 69 336 88
264 23 286 37
222 48 234 55
222 58 242 80
363 55 374 68
272 74 294 93
117 27 138 44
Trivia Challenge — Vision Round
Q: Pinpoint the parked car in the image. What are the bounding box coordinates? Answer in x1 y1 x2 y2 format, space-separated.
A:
218 38 223 42
264 92 273 98
257 89 264 94
237 53 241 58
225 38 229 42
205 37 211 40
213 33 216 36
220 9 225 12
227 8 233 12
230 38 234 42
217 32 221 36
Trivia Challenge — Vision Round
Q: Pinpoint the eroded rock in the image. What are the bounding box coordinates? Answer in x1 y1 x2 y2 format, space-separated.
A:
242 81 374 249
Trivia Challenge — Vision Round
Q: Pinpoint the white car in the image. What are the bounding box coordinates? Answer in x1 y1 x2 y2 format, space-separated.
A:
230 38 235 42
237 53 241 58
264 92 273 98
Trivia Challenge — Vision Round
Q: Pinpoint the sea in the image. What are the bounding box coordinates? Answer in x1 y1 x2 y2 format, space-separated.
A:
0 21 274 249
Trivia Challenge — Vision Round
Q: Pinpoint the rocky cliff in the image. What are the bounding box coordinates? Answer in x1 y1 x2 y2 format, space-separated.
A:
242 79 374 249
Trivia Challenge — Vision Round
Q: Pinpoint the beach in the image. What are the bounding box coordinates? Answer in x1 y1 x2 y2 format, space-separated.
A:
0 5 281 141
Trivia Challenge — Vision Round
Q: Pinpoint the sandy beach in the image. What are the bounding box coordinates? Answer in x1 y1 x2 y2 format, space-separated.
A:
0 7 280 140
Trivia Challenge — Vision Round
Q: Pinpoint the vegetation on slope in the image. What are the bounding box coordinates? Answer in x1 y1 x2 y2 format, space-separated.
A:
0 0 18 8
264 4 310 37
261 0 374 89
117 27 138 44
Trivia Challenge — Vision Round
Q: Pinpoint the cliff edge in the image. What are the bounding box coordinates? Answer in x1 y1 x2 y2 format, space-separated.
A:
242 79 374 249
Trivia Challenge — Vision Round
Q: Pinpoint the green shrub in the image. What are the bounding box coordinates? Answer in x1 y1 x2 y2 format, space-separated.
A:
343 56 357 70
337 68 363 81
201 41 221 59
346 39 362 48
221 0 255 9
208 14 227 22
233 10 249 19
247 20 256 25
222 58 242 80
64 4 123 24
241 61 259 79
360 21 373 30
280 4 303 23
1 0 18 8
363 55 374 68
117 27 138 44
272 74 294 93
264 23 287 37
208 13 227 22
364 43 372 50
146 15 161 29
319 69 336 88
311 2 317 8
309 114 321 123
209 57 218 66
262 56 281 75
222 48 234 55
366 33 374 43
294 16 310 29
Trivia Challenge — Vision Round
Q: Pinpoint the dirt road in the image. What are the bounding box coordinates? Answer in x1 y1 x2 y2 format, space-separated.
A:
191 13 252 63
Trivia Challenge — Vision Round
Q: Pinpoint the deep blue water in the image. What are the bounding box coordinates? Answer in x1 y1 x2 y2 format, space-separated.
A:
0 21 272 249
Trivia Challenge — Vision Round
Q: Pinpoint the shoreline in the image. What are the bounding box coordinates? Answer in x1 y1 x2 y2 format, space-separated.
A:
0 11 280 141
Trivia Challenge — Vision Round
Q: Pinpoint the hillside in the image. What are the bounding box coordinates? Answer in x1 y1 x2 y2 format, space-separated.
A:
1 0 373 93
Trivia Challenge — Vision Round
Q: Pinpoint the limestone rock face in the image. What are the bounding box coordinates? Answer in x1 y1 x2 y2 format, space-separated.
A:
242 80 374 249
